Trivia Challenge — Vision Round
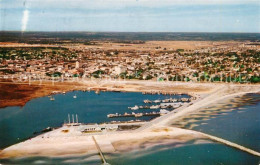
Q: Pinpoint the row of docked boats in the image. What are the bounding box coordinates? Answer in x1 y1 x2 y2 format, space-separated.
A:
128 102 183 110
142 91 186 95
144 97 192 104
48 89 101 101
107 109 170 118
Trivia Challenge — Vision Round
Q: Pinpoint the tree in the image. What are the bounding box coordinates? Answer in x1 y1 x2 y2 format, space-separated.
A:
250 76 260 83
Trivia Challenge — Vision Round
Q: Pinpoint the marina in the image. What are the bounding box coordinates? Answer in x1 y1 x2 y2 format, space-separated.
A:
0 90 190 149
0 87 259 165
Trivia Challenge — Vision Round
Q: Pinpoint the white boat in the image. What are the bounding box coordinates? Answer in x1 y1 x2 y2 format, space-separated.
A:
153 100 161 103
134 113 143 117
73 95 77 99
150 105 160 109
50 96 55 101
144 99 152 103
128 105 139 110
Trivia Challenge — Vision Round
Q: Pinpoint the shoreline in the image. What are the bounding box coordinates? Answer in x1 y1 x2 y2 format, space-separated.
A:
0 79 214 108
0 83 259 159
0 126 205 159
1 79 259 109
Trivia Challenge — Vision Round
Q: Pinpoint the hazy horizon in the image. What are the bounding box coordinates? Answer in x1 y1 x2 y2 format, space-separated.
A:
1 0 259 33
1 31 260 33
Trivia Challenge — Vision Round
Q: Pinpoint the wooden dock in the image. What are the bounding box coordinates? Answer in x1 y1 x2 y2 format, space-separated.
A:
92 136 110 165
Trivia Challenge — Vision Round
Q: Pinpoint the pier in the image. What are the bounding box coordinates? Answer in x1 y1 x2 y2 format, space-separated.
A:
143 98 192 104
107 112 162 118
200 133 260 157
92 136 110 165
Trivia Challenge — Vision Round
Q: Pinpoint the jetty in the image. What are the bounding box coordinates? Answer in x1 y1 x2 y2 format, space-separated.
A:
200 132 260 157
92 136 110 165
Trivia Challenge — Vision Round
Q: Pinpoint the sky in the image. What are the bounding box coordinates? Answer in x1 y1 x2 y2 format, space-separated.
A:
0 0 259 32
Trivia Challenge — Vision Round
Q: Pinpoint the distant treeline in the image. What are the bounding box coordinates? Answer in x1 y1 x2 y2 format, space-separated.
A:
0 32 260 44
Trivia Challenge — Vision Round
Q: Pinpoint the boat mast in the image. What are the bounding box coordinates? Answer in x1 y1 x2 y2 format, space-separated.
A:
76 114 78 123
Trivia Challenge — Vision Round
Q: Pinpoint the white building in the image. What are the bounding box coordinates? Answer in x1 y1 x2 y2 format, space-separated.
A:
114 65 126 75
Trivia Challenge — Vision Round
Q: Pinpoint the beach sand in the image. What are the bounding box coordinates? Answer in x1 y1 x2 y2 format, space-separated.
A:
0 126 204 159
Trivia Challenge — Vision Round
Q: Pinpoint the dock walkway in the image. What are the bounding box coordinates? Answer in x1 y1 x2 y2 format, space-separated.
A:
92 136 110 165
200 133 260 157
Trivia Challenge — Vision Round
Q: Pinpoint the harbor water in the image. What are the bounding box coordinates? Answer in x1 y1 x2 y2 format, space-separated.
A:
0 91 189 149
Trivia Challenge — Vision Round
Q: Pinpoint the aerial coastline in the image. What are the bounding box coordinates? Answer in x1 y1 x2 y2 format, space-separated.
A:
0 33 259 164
1 0 260 162
0 80 259 160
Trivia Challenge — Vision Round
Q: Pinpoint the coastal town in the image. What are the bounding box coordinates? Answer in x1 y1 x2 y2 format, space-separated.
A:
0 0 260 162
0 40 259 83
0 33 260 165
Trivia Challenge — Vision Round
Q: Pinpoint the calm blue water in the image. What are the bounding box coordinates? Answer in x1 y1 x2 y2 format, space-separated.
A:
0 91 188 149
174 93 260 152
107 142 259 165
1 141 259 165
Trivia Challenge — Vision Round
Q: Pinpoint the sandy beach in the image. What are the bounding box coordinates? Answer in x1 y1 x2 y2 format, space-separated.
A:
0 126 204 159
